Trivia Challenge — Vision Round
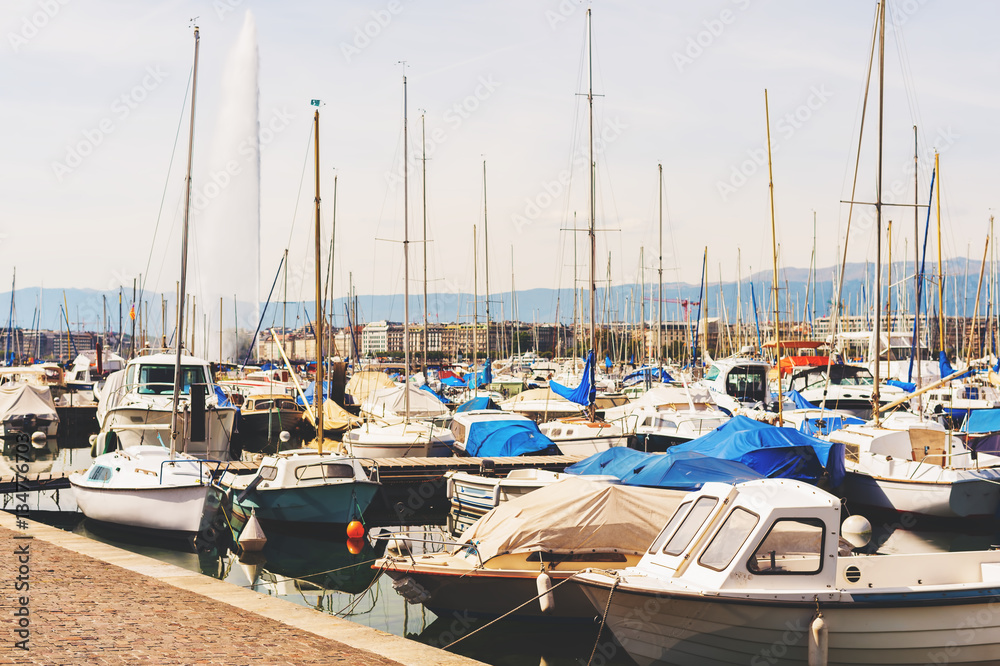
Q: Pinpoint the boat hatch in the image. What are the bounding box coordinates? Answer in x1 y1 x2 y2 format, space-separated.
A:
746 518 826 575
294 463 356 481
87 465 113 482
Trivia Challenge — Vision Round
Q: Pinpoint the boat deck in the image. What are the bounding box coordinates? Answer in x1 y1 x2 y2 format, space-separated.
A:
0 513 482 666
0 454 585 492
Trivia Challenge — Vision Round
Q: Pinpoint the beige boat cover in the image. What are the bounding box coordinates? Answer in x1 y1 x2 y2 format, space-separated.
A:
346 371 396 404
501 387 580 408
458 476 685 558
0 383 59 422
361 383 449 421
323 399 360 430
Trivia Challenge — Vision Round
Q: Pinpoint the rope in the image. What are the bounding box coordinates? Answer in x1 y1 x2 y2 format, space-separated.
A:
441 572 582 650
334 562 388 617
586 574 620 666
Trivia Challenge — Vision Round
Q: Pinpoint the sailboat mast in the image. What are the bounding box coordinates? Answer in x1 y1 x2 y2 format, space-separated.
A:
402 71 410 422
483 160 491 366
421 112 428 375
169 25 200 457
913 126 921 401
640 246 645 363
764 88 783 423
935 152 944 351
587 7 596 420
313 108 325 451
472 224 477 381
872 0 885 426
658 163 664 371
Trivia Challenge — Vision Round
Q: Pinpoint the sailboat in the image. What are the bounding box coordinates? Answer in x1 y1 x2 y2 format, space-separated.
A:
537 9 624 456
71 26 226 535
222 104 383 527
343 69 455 459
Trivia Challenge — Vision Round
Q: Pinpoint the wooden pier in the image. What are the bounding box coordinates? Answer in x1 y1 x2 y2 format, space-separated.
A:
0 454 585 493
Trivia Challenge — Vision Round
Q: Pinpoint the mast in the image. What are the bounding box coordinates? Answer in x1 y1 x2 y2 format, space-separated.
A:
887 220 893 341
169 25 200 457
313 107 325 451
872 0 885 426
421 112 429 375
640 246 645 363
472 224 477 381
483 160 491 367
935 152 944 352
657 163 664 373
764 88 783 423
402 69 410 423
913 126 921 407
586 7 597 421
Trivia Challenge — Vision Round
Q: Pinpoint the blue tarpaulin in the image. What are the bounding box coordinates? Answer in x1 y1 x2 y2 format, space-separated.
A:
439 375 467 388
670 415 846 487
456 396 503 412
420 384 447 403
550 350 595 406
565 447 762 490
462 420 559 457
940 351 972 380
886 379 917 393
799 415 865 437
786 389 818 410
214 385 234 408
962 409 1000 434
622 367 673 386
466 359 493 388
296 380 333 406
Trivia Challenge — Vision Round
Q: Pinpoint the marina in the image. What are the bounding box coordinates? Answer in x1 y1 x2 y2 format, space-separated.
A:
7 1 1000 664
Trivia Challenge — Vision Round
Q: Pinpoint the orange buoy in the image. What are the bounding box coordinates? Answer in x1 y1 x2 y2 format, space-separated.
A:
346 537 365 555
346 520 365 539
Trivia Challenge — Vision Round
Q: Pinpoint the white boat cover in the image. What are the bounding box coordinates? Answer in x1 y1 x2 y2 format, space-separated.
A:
458 476 684 558
346 371 396 404
500 387 581 410
604 385 716 421
0 383 59 422
95 369 126 423
361 383 449 421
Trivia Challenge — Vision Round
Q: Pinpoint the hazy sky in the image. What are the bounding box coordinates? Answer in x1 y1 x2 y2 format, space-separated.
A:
3 1 999 322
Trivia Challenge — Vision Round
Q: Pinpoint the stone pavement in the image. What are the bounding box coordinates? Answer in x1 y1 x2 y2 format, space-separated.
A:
0 514 483 665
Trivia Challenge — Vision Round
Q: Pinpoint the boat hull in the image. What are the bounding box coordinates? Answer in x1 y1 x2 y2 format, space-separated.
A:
841 471 1000 519
69 477 213 533
232 480 380 525
578 582 1000 666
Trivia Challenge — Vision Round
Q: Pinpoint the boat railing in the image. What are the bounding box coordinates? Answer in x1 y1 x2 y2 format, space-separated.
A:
372 530 481 566
159 457 228 485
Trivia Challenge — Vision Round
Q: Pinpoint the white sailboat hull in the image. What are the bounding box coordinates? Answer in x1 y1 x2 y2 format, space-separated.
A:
842 471 1000 518
70 478 212 533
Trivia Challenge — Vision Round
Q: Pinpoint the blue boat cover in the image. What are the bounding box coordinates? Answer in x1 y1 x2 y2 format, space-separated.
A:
565 447 653 478
419 384 447 403
622 366 674 386
550 350 596 406
463 420 559 457
296 380 333 406
455 396 502 412
786 389 818 410
940 351 972 380
565 447 762 490
670 415 845 487
799 415 864 437
439 375 467 388
214 385 234 408
466 359 493 388
886 379 916 393
622 451 764 490
962 409 1000 434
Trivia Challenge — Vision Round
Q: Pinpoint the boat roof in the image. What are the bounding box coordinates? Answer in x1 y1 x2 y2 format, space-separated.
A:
127 352 210 366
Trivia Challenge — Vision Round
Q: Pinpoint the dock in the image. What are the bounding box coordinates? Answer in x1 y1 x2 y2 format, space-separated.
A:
0 454 585 493
0 512 484 665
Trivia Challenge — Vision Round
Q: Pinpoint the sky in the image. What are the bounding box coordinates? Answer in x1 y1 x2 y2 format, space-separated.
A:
3 0 1000 328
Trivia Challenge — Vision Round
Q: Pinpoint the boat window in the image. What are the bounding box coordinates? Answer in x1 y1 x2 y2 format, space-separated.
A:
322 464 356 479
255 400 273 411
698 507 759 572
704 366 720 381
87 465 112 482
747 518 825 575
647 501 691 554
258 465 277 481
295 463 355 481
136 364 207 395
550 429 562 437
725 366 766 403
125 365 136 389
663 496 719 556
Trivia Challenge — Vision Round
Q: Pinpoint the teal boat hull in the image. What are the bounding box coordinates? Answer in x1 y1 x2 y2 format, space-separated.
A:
233 481 380 525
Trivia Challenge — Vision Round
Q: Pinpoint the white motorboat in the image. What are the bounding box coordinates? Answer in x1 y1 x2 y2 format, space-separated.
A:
604 385 730 452
445 467 569 517
94 352 238 460
70 445 221 534
499 387 585 421
576 477 1000 665
342 420 454 458
827 423 1000 518
697 355 771 414
536 417 627 455
786 363 908 419
0 383 59 438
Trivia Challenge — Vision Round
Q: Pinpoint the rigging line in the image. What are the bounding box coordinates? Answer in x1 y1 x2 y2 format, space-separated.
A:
141 65 194 300
371 97 407 326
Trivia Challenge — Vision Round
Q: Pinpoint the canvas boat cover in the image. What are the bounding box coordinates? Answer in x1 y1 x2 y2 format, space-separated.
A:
501 387 580 410
671 415 845 487
550 351 596 406
458 476 684 558
604 385 717 422
346 371 395 404
0 383 58 422
455 396 503 412
296 380 333 406
323 399 360 430
622 366 674 386
463 419 559 457
963 409 1000 435
361 383 450 421
566 447 762 490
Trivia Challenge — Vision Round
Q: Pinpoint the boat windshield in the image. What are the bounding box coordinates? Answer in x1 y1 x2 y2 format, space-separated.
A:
725 366 766 403
135 364 208 395
828 365 874 386
663 496 719 556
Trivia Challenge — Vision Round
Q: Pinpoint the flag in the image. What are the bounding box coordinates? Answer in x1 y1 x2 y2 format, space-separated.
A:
310 99 321 107
129 304 136 320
